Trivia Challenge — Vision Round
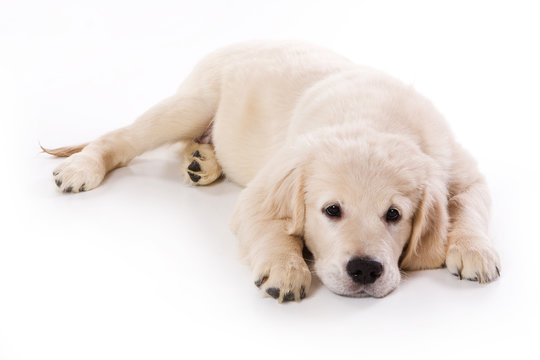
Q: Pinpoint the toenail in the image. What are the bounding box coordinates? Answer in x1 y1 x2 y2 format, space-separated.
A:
300 286 306 299
65 186 72 193
283 291 295 302
266 287 280 299
255 275 268 288
55 179 62 187
192 150 202 158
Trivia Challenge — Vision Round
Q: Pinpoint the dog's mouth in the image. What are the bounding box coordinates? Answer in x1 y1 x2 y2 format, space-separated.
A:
340 287 377 298
323 281 380 298
346 289 371 298
350 290 373 297
322 275 396 298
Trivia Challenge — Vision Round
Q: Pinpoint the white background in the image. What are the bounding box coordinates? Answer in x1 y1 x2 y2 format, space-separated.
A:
1 1 539 359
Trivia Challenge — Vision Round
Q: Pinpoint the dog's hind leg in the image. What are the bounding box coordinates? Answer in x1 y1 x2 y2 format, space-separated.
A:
44 80 219 193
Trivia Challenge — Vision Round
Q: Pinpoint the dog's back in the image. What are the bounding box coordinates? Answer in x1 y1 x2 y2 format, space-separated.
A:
197 41 357 185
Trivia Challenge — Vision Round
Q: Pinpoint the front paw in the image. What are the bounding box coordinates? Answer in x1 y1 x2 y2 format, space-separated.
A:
53 153 106 193
253 256 311 303
445 240 501 283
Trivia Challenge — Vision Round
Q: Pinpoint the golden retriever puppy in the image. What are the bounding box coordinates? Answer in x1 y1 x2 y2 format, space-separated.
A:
44 41 500 302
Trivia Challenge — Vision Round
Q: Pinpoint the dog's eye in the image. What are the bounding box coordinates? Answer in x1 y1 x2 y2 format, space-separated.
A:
324 204 341 218
385 207 401 222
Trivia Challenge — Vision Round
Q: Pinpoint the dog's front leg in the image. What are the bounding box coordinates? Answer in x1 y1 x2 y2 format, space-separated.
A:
231 148 311 302
445 147 501 283
239 220 311 302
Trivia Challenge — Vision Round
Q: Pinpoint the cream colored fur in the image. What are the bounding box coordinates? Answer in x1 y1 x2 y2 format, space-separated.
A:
45 41 500 302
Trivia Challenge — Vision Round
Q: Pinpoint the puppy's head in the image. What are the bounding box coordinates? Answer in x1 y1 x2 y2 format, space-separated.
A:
239 126 449 298
301 128 449 297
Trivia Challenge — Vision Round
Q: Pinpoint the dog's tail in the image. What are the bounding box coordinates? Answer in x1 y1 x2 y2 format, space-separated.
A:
40 143 88 157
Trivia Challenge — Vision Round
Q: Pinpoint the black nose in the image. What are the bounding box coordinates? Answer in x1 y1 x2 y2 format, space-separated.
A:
346 257 383 284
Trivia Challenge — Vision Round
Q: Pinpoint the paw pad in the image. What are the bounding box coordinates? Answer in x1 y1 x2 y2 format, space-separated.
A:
188 160 201 172
192 150 202 158
188 172 201 182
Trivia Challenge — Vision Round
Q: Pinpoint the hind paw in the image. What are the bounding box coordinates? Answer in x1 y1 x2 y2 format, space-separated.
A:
53 153 106 193
183 142 223 186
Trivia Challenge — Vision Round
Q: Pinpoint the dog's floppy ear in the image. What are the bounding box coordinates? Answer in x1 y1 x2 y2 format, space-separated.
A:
399 170 449 270
231 147 307 238
260 165 305 237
